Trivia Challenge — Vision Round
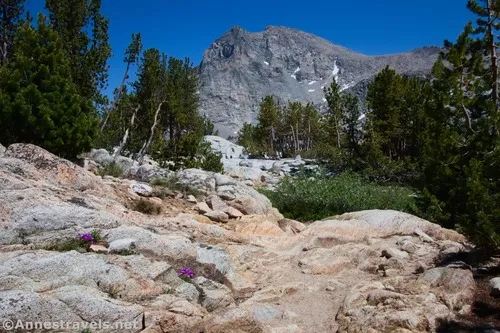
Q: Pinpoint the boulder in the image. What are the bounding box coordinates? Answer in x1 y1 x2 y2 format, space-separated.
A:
228 196 270 216
195 244 251 293
193 276 234 311
225 206 244 218
0 251 176 303
176 169 217 194
204 211 229 223
0 143 5 157
416 267 475 310
206 195 229 211
91 148 113 165
105 226 197 261
132 164 172 182
1 201 123 246
381 248 409 260
204 136 244 159
239 160 253 168
278 219 306 234
490 277 500 298
196 202 212 214
305 210 465 242
174 282 200 303
108 238 137 254
130 183 153 197
5 143 101 191
46 285 144 331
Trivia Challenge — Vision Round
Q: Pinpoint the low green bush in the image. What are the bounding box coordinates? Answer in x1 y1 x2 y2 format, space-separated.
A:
132 199 162 215
98 162 124 178
260 172 420 222
150 176 203 197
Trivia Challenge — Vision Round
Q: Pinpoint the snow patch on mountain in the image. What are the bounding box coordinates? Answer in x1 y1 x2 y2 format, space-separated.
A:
332 61 340 83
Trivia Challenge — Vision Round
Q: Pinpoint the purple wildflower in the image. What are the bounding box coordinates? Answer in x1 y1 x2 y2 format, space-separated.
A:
178 267 195 280
79 233 94 243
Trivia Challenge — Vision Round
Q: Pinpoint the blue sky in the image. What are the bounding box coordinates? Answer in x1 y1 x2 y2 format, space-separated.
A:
26 0 473 96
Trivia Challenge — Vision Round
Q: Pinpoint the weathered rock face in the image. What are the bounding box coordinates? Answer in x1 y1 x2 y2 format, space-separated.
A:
199 25 440 137
491 277 500 297
0 143 482 333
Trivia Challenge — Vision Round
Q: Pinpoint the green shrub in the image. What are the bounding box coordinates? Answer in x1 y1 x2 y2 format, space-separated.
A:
150 176 203 197
150 177 171 187
260 172 419 222
98 162 124 178
183 141 224 173
132 199 162 215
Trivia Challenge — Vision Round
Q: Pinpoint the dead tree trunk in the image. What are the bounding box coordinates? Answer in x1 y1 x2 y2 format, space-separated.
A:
114 105 140 158
100 62 132 133
136 101 164 164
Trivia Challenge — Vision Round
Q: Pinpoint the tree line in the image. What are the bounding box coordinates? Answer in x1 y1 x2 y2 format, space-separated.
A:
0 0 222 171
238 0 499 248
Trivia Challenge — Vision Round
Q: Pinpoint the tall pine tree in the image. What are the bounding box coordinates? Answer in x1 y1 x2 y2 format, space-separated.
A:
0 0 25 64
45 0 111 108
420 21 500 247
0 14 98 158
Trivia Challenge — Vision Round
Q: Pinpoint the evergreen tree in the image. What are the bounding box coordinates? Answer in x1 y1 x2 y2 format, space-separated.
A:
132 48 167 160
45 0 111 107
419 23 500 246
301 103 321 154
100 33 142 133
160 57 200 161
0 15 98 158
341 93 362 161
0 0 25 64
324 81 343 149
257 96 280 155
363 67 428 182
237 123 261 155
467 0 500 134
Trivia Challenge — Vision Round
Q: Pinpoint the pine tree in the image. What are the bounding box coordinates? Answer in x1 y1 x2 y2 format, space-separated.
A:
301 103 321 153
160 57 199 160
420 22 500 247
45 0 111 107
324 81 343 149
237 123 261 155
341 93 362 161
257 96 280 155
467 0 500 134
362 67 429 181
132 48 167 161
100 33 142 133
0 0 25 64
0 14 98 158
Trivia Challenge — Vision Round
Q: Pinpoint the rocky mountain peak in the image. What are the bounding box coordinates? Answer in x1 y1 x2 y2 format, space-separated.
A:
198 26 440 138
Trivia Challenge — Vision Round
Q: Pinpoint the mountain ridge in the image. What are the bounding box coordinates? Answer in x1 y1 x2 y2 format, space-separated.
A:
198 25 440 137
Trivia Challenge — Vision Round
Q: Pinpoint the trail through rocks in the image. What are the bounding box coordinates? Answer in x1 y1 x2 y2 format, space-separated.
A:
0 143 489 333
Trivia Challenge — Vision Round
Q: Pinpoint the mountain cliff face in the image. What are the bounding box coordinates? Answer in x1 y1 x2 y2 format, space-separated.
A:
198 26 440 138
